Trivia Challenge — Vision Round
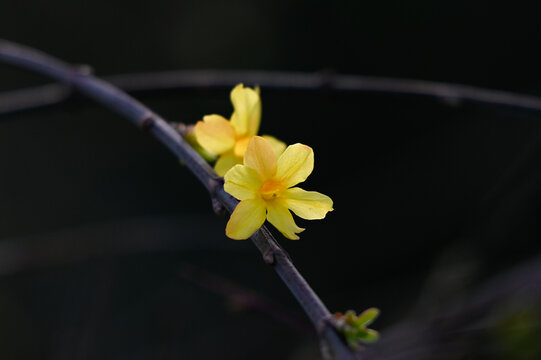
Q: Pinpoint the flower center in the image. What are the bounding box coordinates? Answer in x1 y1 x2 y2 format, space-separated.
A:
260 180 284 200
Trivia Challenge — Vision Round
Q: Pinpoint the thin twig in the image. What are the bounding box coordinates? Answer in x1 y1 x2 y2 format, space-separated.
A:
107 70 541 114
0 215 254 276
179 263 314 334
0 83 71 114
4 69 541 117
0 39 356 360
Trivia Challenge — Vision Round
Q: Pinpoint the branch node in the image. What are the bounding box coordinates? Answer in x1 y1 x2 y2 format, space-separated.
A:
317 314 341 336
75 64 94 76
208 177 225 216
173 122 194 136
140 113 155 132
263 249 275 265
66 65 94 89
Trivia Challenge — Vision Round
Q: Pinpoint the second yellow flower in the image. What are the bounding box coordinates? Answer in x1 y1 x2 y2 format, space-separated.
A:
194 84 285 176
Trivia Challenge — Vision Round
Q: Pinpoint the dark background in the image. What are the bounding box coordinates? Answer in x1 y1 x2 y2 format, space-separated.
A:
1 1 541 359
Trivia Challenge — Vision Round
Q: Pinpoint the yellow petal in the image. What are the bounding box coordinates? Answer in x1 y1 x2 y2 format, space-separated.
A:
233 136 251 158
214 153 242 177
283 187 333 220
244 136 277 181
194 115 236 155
230 84 261 136
266 200 305 240
226 198 267 240
275 143 314 188
262 135 287 157
224 164 263 200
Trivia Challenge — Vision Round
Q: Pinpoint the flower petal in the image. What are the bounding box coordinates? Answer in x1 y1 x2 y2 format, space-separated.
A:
283 187 334 220
233 136 251 158
275 143 314 188
262 135 287 157
266 200 305 240
230 84 261 136
194 114 236 155
224 164 263 200
226 198 267 240
244 136 277 181
214 152 242 177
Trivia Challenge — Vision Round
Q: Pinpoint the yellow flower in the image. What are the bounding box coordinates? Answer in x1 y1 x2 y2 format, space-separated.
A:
194 84 286 176
224 136 334 240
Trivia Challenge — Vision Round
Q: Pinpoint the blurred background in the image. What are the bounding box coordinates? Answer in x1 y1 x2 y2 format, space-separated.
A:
1 1 541 359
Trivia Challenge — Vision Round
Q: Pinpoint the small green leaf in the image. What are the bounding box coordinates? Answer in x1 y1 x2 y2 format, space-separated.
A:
355 307 380 327
356 328 380 343
333 308 381 350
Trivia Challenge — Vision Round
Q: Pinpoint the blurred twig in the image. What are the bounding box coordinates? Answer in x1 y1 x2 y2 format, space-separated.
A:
0 215 248 276
362 253 541 360
179 263 314 334
0 39 357 360
4 70 541 116
0 83 70 114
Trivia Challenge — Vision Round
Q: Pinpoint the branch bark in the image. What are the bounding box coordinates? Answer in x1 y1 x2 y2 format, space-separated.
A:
4 69 541 116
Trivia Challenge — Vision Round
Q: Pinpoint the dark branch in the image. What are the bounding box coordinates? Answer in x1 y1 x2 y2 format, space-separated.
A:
4 70 541 117
0 39 357 360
